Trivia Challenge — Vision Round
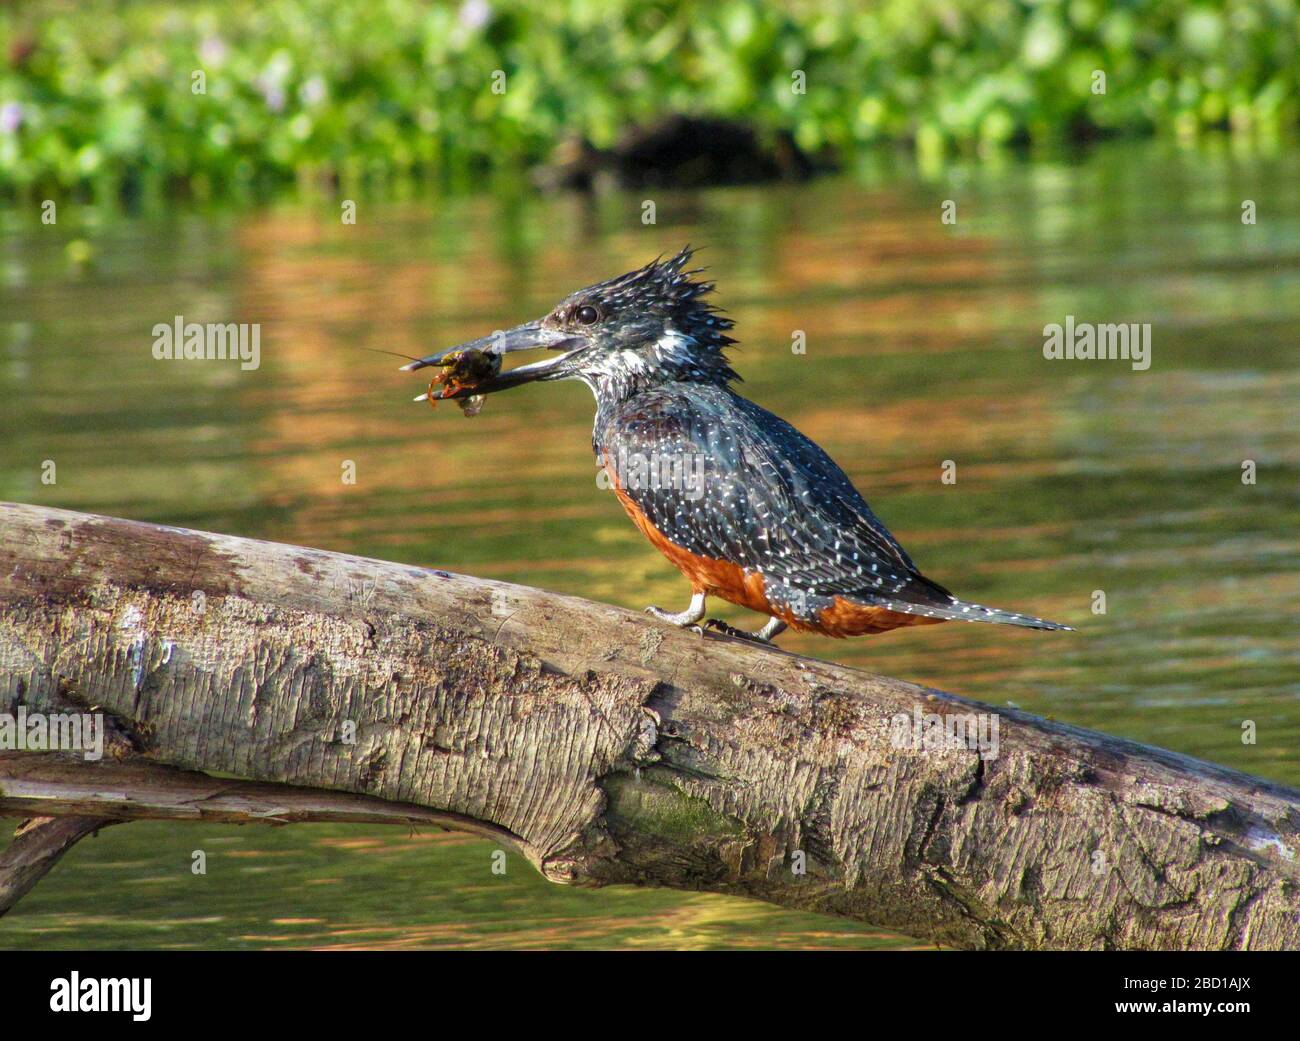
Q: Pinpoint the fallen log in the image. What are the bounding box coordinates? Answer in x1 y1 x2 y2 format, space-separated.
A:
0 501 1296 949
0 814 117 918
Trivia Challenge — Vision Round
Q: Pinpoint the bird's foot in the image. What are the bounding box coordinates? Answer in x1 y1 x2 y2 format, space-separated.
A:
644 605 704 634
704 618 778 644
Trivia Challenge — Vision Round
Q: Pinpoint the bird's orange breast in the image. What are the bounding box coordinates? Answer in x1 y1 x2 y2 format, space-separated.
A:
606 462 944 638
611 483 771 609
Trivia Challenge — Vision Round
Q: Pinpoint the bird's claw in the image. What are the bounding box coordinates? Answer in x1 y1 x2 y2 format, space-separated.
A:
704 618 772 644
645 606 704 634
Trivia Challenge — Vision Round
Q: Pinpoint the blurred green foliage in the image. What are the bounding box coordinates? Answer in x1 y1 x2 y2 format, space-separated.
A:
1 0 1297 200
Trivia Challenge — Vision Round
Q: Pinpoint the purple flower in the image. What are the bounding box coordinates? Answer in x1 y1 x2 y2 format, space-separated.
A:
0 101 23 135
458 0 491 31
299 76 326 107
199 36 227 66
256 78 286 113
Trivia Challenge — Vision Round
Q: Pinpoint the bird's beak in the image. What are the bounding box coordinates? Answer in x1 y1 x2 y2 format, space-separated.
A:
402 320 586 400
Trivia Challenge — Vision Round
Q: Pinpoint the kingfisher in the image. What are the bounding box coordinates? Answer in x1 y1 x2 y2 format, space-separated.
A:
403 248 1072 644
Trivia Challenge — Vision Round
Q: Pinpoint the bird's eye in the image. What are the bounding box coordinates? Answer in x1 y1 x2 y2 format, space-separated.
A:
575 304 600 325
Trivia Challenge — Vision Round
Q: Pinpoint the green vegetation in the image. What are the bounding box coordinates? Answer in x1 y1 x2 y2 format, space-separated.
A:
2 0 1297 200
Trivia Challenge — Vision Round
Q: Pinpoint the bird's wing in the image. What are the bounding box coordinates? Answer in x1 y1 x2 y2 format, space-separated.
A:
606 387 953 606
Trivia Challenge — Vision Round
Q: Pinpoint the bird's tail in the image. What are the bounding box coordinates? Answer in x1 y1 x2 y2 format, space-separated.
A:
851 572 1074 631
896 596 1074 631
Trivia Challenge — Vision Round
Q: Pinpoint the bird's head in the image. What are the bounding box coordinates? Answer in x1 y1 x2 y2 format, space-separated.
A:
404 247 737 405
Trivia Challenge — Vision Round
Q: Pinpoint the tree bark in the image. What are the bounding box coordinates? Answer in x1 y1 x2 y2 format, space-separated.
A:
0 814 116 917
0 501 1296 949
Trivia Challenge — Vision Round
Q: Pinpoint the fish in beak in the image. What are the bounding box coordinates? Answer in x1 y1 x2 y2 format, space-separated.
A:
403 321 586 413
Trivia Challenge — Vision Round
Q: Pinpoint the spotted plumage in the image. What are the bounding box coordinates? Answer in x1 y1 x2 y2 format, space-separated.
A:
406 247 1073 642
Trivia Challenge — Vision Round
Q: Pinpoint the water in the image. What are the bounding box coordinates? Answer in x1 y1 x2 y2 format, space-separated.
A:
2 140 1297 949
